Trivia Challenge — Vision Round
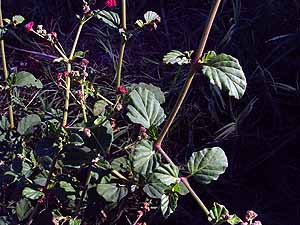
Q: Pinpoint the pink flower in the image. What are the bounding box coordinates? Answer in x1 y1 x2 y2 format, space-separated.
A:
83 128 91 138
245 210 258 221
57 73 63 81
80 58 89 68
105 0 117 8
25 21 34 32
117 85 128 95
251 221 262 225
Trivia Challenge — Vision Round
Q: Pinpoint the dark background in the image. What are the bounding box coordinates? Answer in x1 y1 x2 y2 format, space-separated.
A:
2 0 300 224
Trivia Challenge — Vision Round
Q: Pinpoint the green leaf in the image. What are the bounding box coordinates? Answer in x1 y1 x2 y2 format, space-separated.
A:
160 193 178 218
135 19 144 28
132 140 160 176
12 15 25 26
92 120 113 153
69 133 84 146
144 11 160 24
22 187 44 200
96 177 128 203
61 145 96 168
201 51 247 99
130 83 165 104
69 218 82 225
0 116 9 131
11 71 43 89
111 156 129 172
153 163 179 186
143 174 167 199
17 114 41 135
0 27 7 40
208 202 240 225
16 199 32 221
187 147 228 184
93 100 108 116
59 181 76 192
73 50 86 59
127 87 166 129
94 10 120 29
163 50 193 65
227 214 242 225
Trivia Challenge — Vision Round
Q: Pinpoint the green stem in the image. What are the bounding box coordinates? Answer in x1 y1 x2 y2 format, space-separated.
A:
62 63 71 127
80 79 87 124
75 164 92 214
26 150 62 225
62 22 84 127
0 0 14 129
155 0 222 146
115 0 127 102
180 177 209 216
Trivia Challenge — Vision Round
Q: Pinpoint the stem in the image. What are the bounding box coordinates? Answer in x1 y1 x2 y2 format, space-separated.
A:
80 79 87 124
62 22 84 127
115 0 127 101
180 177 209 216
75 164 92 214
62 63 71 127
26 152 61 225
0 0 14 128
155 0 222 146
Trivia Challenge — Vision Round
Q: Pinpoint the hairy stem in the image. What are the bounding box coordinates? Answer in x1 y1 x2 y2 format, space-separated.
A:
80 79 88 124
180 177 209 216
0 0 14 128
75 164 92 214
26 151 61 225
62 22 84 126
152 0 222 218
62 63 72 126
115 0 127 102
155 0 222 146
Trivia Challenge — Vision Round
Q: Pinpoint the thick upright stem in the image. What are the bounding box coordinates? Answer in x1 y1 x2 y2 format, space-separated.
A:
62 63 72 127
26 152 61 225
115 0 127 94
181 177 209 216
155 0 222 146
62 22 84 127
0 0 14 128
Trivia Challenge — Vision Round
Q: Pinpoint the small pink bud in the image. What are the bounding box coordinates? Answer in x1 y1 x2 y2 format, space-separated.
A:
115 103 123 111
57 73 63 81
80 58 89 67
140 126 147 133
83 128 91 138
25 21 34 32
51 32 57 39
251 221 262 225
105 0 117 8
83 4 91 14
116 85 128 95
245 210 258 221
240 222 248 225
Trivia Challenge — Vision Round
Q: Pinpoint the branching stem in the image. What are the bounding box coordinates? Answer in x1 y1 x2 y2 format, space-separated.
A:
0 0 14 128
115 0 127 103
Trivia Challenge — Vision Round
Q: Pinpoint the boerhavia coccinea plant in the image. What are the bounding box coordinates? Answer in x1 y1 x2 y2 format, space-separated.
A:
0 0 263 224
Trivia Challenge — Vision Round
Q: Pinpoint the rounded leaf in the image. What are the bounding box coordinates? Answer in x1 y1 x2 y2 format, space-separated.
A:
17 114 41 136
187 147 228 184
132 140 160 176
201 51 247 99
163 50 193 65
22 187 44 200
96 183 128 203
11 71 43 89
127 87 166 129
94 10 120 29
